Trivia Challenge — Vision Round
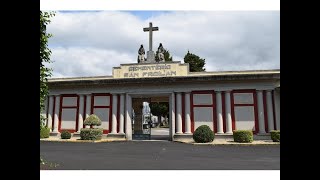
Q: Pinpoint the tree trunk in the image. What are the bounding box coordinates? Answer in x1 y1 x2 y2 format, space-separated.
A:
158 115 161 127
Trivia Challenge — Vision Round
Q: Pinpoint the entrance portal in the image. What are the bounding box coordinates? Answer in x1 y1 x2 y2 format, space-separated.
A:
131 96 170 140
132 98 151 140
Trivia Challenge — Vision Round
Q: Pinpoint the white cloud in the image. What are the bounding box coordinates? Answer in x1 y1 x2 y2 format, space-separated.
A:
47 11 279 77
48 47 135 77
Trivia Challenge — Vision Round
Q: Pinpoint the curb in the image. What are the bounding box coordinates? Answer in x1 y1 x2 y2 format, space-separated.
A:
40 139 126 143
40 139 280 145
174 141 280 146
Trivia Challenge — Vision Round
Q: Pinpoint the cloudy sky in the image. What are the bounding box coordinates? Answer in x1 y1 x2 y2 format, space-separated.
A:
46 11 280 78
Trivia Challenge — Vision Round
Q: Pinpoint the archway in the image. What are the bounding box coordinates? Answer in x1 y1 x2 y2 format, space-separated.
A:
131 94 171 140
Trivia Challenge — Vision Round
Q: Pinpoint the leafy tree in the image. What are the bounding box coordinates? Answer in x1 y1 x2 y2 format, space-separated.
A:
155 48 173 62
40 11 55 127
183 50 206 72
149 102 169 126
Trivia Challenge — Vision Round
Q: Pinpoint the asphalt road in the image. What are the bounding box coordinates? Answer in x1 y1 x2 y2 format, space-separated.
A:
40 141 280 170
151 128 169 140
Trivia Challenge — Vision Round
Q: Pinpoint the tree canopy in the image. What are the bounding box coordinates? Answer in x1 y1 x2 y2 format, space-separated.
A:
149 102 169 118
40 11 55 127
183 51 206 72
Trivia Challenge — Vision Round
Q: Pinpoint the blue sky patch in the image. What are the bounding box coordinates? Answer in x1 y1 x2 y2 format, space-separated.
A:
59 10 171 20
122 11 172 20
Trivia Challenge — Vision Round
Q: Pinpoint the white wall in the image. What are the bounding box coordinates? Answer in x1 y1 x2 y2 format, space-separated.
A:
193 93 214 131
233 93 256 131
234 93 253 104
234 106 255 131
62 97 77 106
193 94 212 105
94 96 110 106
60 96 78 130
92 108 110 130
61 109 77 129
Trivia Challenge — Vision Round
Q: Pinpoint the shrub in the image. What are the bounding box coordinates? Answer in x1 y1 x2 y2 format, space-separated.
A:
233 130 253 143
83 114 102 126
193 125 214 143
40 126 50 139
270 130 280 142
80 128 103 140
61 130 71 139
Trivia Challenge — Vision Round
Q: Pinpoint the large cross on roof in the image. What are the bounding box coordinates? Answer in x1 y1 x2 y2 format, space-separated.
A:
143 22 159 52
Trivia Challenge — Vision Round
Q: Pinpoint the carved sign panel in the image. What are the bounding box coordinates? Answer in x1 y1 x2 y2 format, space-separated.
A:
113 62 189 78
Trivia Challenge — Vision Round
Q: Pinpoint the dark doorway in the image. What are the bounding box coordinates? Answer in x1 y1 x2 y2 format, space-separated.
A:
131 96 170 140
132 98 151 140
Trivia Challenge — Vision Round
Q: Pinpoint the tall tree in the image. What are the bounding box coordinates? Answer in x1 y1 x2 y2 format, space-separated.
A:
149 102 169 126
40 11 55 127
183 51 206 72
155 48 173 62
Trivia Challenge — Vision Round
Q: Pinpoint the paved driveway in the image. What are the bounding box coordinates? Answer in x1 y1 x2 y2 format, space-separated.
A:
151 128 169 140
40 141 280 170
151 128 169 135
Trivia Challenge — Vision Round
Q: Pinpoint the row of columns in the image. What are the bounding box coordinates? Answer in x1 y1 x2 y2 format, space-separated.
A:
45 94 126 134
257 90 276 133
175 92 192 134
44 89 279 136
110 94 125 134
174 90 278 134
47 95 59 133
46 95 90 133
174 91 233 135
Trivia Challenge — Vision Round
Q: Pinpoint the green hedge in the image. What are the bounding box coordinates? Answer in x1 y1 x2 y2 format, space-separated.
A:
40 127 50 139
80 128 103 140
61 130 71 139
83 114 102 126
270 130 280 142
233 130 253 143
193 125 214 143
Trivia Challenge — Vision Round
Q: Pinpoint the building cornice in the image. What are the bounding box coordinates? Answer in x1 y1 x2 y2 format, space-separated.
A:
48 70 280 88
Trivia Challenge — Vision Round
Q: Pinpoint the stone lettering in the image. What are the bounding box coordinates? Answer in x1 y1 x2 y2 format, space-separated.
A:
119 64 185 78
128 73 139 78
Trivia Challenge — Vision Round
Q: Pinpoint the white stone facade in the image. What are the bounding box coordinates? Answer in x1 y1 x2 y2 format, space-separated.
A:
45 61 280 140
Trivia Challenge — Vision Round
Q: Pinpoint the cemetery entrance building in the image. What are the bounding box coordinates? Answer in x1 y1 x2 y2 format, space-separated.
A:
43 22 280 141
